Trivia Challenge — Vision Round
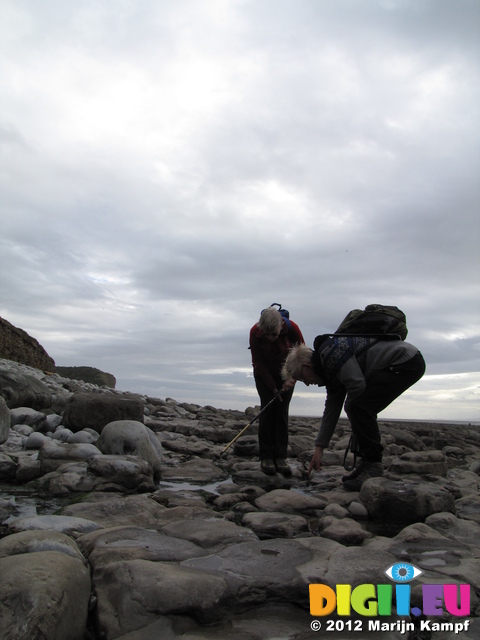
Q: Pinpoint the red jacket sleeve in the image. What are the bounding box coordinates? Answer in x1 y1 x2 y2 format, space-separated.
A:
249 319 304 392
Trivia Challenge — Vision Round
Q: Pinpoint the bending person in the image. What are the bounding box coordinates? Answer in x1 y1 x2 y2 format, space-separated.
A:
249 305 304 476
282 337 425 490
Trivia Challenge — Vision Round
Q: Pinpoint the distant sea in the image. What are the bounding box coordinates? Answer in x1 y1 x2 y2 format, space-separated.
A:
377 418 479 427
293 415 480 428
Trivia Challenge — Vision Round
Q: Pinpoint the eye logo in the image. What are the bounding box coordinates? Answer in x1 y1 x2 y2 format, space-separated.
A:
384 562 423 583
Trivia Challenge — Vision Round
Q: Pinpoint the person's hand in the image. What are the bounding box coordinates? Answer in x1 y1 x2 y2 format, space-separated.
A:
281 378 296 393
308 446 324 476
273 388 283 402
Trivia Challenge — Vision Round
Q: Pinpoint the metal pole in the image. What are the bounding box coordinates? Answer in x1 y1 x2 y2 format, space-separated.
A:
216 393 281 458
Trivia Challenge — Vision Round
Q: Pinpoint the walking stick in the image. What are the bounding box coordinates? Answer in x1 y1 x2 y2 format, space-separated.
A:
216 392 282 459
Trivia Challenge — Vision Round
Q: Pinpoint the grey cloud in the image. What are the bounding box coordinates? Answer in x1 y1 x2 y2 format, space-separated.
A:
0 0 478 420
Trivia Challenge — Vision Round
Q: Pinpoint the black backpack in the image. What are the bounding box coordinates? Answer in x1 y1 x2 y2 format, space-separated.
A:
314 304 407 471
333 304 407 341
313 304 408 380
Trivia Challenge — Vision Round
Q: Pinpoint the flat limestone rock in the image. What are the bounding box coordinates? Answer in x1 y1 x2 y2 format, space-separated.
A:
61 493 168 530
242 511 309 538
6 514 103 537
76 525 209 568
160 517 258 549
0 529 86 562
319 515 372 545
160 458 228 483
254 488 327 514
94 559 227 637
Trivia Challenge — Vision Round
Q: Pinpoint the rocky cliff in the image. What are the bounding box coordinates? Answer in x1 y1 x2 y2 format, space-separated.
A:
55 366 116 389
0 316 55 371
0 317 116 389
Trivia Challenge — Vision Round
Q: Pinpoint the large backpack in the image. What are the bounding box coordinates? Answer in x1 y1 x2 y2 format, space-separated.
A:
312 303 407 380
333 304 408 341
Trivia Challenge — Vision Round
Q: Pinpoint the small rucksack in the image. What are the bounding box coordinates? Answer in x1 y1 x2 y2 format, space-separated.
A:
265 303 292 331
333 304 408 341
259 303 295 339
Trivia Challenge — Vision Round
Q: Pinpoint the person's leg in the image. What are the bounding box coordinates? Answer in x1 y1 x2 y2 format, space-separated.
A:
272 386 293 458
343 353 426 489
272 385 294 476
255 377 277 472
347 353 426 461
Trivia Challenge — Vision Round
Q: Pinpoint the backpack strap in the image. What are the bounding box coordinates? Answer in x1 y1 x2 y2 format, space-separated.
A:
331 332 402 340
343 434 357 471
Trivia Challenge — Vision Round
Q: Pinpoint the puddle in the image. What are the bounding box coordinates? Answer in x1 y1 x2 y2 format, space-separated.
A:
0 484 80 520
364 519 408 538
158 477 236 495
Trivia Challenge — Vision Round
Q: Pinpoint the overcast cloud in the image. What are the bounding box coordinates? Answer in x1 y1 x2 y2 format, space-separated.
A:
1 0 479 422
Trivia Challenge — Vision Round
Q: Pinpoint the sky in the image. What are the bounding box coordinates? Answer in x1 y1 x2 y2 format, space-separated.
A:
1 0 479 423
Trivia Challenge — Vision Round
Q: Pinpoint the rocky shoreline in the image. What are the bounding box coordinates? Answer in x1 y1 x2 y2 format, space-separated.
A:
0 358 479 639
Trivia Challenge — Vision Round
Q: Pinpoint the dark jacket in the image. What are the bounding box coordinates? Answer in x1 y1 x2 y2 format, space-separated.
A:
249 319 304 393
313 338 421 447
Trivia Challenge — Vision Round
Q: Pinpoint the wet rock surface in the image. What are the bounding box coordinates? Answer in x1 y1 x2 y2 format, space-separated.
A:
0 358 479 639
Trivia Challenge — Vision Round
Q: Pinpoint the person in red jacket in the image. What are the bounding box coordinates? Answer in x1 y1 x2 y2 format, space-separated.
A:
249 305 304 476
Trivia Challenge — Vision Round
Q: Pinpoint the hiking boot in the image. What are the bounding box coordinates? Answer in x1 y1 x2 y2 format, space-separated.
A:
343 462 383 491
274 458 292 477
261 459 276 475
341 457 368 482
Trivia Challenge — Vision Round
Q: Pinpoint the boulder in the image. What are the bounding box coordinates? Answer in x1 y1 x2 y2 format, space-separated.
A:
0 551 90 640
94 560 228 636
233 435 258 456
35 455 157 495
9 407 47 431
161 432 212 456
76 525 208 569
98 420 162 479
425 511 480 549
319 515 372 545
0 396 9 444
63 392 144 433
0 367 52 410
38 439 102 474
67 429 99 444
51 426 74 442
0 453 16 480
0 529 86 562
25 431 50 449
160 517 258 548
230 460 302 489
455 495 480 524
61 493 169 530
242 511 309 538
254 488 327 514
5 514 103 537
15 453 42 482
87 455 156 491
388 449 448 476
381 424 426 450
360 477 456 523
